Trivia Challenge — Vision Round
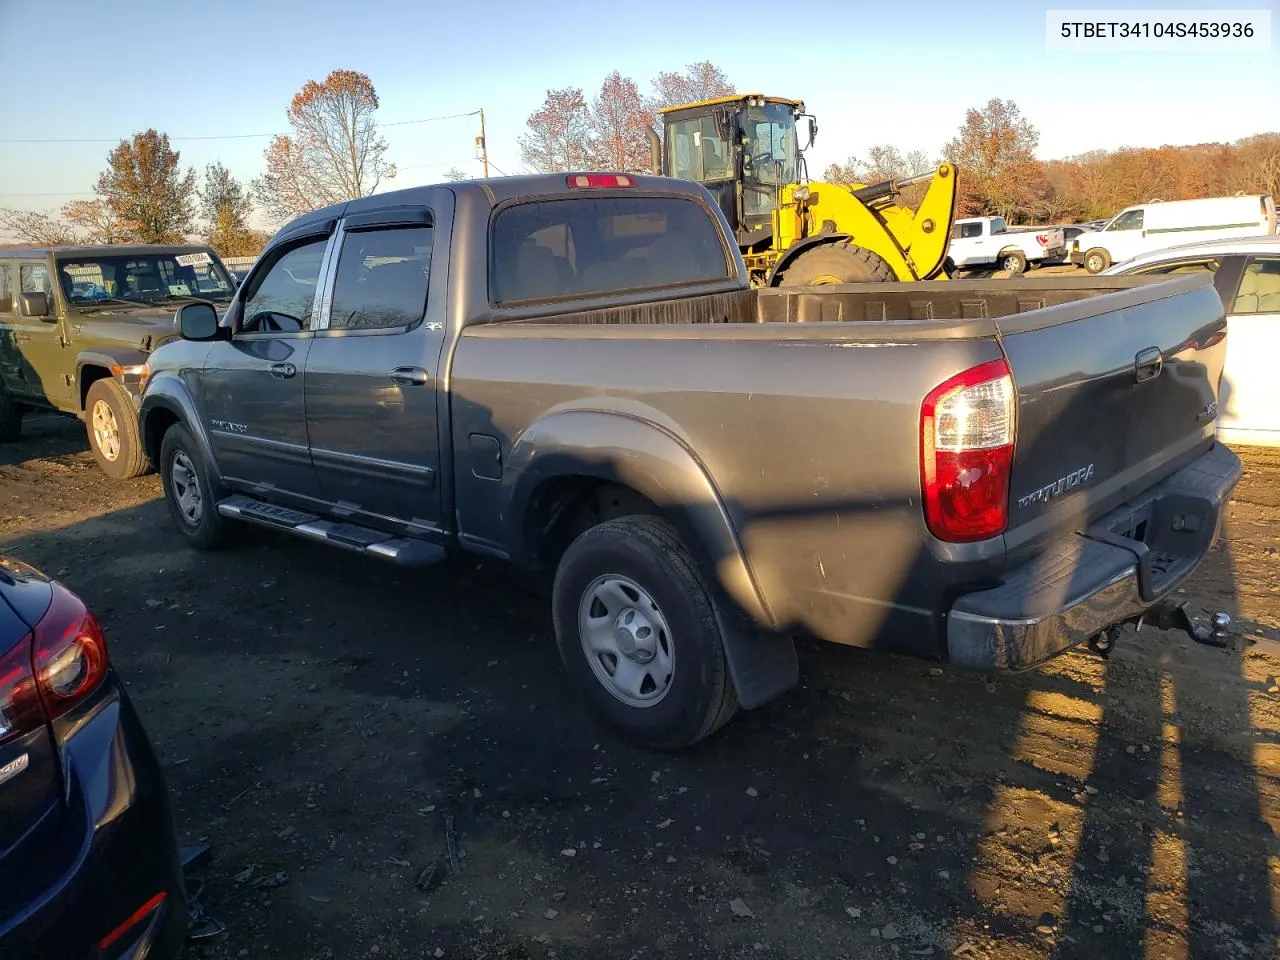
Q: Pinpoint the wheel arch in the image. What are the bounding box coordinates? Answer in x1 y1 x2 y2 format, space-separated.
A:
503 409 773 631
138 375 219 480
765 234 850 286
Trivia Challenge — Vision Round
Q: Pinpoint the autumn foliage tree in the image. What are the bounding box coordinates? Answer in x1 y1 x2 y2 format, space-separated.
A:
198 163 264 257
0 208 78 245
94 129 198 243
943 99 1042 220
519 87 600 172
520 62 736 173
254 69 397 223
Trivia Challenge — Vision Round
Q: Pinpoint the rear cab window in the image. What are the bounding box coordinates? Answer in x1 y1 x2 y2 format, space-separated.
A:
489 196 733 306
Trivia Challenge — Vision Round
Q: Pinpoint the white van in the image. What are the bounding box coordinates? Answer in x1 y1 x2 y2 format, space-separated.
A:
1069 194 1276 273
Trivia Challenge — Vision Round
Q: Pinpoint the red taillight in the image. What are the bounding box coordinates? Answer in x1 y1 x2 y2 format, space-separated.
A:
32 582 108 720
0 634 42 746
1036 234 1049 246
567 173 635 188
920 358 1016 543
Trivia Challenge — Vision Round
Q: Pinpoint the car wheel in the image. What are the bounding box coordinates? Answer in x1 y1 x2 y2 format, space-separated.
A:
159 423 237 550
999 250 1028 275
776 241 898 285
0 385 22 443
84 378 149 479
552 515 740 750
1084 248 1111 274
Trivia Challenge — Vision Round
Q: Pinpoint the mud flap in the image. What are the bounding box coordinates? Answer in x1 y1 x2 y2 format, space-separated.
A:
712 597 799 710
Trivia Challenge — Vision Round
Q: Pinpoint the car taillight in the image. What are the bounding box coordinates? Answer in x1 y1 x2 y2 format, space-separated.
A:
0 634 42 745
32 582 108 719
1035 234 1049 246
920 358 1016 543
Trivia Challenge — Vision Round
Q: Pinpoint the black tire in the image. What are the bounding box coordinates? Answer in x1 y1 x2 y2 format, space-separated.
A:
552 515 739 750
0 385 22 443
1083 248 1111 274
777 241 897 286
84 378 148 479
998 249 1028 275
159 423 238 550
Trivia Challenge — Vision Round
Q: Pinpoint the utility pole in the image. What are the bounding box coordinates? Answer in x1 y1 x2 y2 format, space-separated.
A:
476 108 489 178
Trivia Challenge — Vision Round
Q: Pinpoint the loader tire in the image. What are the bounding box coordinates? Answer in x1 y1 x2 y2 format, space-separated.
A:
776 242 897 286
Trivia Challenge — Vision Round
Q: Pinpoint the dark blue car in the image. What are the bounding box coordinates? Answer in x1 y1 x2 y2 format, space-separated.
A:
0 555 187 958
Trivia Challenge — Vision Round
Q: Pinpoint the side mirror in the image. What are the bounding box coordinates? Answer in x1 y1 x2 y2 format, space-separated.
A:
808 117 817 148
175 302 220 341
20 291 50 319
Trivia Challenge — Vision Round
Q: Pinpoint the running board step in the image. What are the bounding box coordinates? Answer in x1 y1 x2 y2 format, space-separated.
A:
216 495 446 566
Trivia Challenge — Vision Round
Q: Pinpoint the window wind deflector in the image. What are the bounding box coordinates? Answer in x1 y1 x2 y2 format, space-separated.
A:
343 208 433 231
275 217 338 245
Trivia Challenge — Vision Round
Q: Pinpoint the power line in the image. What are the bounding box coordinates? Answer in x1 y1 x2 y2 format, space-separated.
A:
0 109 482 145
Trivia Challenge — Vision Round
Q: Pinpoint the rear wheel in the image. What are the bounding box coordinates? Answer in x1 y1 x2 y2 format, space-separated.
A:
551 515 739 750
777 242 897 286
159 423 238 550
84 378 148 479
1083 248 1111 274
998 249 1028 274
0 385 22 443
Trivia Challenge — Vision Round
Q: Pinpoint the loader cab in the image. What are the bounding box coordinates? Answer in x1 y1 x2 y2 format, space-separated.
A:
659 95 813 250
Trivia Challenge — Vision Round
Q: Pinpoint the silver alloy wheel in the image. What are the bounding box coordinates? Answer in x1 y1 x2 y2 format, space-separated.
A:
90 399 120 462
1002 255 1021 272
170 451 203 526
578 574 675 708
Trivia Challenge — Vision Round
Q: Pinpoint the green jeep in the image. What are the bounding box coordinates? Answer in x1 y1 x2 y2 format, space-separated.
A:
0 244 237 478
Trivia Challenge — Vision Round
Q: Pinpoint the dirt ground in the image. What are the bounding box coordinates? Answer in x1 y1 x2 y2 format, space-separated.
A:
2 414 1278 960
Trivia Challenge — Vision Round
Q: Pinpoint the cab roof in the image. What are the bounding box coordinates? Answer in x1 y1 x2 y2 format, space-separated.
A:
0 243 217 260
656 93 803 115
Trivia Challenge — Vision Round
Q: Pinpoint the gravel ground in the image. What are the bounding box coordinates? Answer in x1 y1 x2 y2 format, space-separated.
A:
2 414 1278 960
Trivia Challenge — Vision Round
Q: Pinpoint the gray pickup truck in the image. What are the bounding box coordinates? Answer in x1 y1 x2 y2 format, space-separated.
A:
138 172 1241 750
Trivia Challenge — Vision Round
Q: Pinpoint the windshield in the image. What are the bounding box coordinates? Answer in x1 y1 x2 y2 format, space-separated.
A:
666 114 734 183
740 103 799 218
55 250 236 305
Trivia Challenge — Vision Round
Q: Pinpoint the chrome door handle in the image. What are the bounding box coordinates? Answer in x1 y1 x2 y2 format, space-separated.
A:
390 366 428 386
270 362 296 379
1134 346 1162 384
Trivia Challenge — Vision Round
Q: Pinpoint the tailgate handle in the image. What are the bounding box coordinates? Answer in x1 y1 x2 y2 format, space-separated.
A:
1134 346 1163 383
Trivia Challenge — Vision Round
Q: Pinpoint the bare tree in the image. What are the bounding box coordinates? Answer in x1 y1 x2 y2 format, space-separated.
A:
253 70 397 224
593 72 653 171
0 208 77 245
650 61 735 110
442 167 469 182
61 200 126 244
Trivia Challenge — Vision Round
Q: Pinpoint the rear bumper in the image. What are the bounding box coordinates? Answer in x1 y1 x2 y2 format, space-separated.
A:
947 442 1242 670
1069 251 1086 265
1040 245 1066 261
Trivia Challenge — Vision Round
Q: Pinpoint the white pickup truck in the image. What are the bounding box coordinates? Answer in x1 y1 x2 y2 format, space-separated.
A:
948 216 1066 274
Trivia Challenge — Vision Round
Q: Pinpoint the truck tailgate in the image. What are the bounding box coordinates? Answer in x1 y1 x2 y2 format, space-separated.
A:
996 274 1227 557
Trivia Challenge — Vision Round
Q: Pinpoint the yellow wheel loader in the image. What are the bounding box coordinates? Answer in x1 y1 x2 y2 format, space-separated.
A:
644 94 958 287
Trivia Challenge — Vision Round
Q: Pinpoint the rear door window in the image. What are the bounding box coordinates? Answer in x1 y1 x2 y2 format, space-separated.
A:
490 196 732 306
329 226 433 330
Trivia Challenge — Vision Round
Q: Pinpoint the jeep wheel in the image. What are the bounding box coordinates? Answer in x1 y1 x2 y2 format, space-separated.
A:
159 423 237 550
0 385 22 443
551 515 739 750
85 378 148 479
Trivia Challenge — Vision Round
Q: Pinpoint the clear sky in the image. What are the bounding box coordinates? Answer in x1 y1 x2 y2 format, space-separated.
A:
0 0 1276 228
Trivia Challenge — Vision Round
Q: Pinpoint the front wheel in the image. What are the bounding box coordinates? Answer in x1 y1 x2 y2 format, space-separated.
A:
551 516 739 750
159 423 238 550
85 378 148 479
776 242 898 286
1083 248 1111 274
